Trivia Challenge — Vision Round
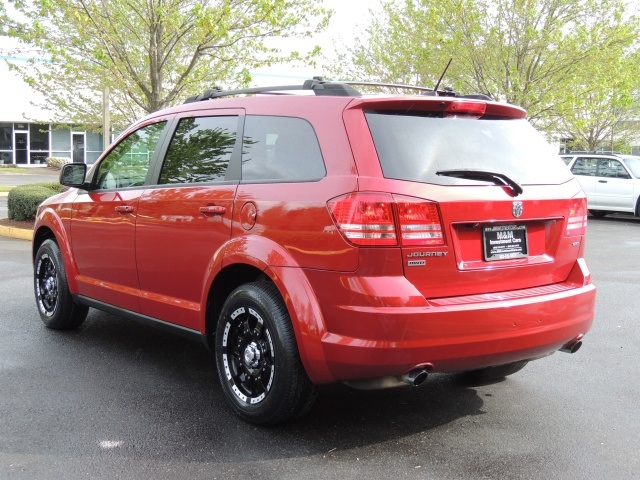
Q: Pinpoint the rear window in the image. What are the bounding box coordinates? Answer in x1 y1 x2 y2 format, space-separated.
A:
365 112 572 186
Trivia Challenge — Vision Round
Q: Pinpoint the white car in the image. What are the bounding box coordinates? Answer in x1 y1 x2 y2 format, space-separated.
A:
561 153 640 217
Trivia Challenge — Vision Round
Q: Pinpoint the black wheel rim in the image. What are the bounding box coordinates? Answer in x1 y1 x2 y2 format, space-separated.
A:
221 305 275 405
36 254 58 316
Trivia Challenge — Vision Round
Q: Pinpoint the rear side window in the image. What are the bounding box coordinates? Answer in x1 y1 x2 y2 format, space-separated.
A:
365 112 572 186
159 116 237 184
241 115 325 182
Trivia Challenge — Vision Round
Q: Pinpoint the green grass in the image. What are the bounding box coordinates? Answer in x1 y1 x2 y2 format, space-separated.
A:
0 166 31 173
0 186 13 193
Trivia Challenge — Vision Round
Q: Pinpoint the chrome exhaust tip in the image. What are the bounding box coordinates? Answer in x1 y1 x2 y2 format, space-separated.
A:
560 335 584 354
401 368 429 387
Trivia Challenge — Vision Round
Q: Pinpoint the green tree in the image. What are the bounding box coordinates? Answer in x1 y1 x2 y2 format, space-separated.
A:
331 0 640 134
3 0 330 129
554 49 640 151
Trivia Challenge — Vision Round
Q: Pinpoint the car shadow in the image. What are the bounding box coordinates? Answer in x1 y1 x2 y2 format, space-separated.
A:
588 213 640 224
24 309 489 462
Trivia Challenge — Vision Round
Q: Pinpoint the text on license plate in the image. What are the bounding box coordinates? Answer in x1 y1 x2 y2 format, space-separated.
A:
483 225 528 261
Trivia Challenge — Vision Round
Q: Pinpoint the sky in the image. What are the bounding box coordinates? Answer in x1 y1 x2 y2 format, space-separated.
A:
0 0 382 123
251 0 381 85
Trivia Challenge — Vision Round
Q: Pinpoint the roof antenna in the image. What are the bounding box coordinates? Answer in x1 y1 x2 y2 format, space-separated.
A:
432 58 453 95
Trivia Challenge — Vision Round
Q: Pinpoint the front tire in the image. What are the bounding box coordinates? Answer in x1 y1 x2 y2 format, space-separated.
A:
34 239 88 329
215 282 317 425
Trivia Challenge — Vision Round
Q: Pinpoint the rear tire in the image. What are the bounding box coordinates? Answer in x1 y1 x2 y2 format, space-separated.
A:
215 281 317 425
588 210 609 218
459 360 529 384
34 239 88 330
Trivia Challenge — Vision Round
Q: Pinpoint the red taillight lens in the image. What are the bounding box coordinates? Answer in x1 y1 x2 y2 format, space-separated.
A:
328 193 397 246
444 101 486 118
566 198 587 236
394 195 444 246
328 193 445 247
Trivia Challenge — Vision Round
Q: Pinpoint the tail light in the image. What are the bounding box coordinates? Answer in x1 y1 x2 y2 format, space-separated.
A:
565 198 587 236
328 192 444 247
328 193 396 245
394 195 444 246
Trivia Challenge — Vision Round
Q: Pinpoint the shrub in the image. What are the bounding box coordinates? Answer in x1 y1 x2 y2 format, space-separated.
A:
45 157 71 169
7 182 63 221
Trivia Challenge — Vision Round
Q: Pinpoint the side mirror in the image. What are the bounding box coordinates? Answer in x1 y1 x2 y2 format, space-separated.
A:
60 163 87 188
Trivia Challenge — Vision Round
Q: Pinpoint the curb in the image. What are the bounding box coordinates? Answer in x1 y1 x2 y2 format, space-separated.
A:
0 225 33 241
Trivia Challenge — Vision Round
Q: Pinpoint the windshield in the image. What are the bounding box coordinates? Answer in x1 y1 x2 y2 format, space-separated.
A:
623 157 640 178
365 112 572 186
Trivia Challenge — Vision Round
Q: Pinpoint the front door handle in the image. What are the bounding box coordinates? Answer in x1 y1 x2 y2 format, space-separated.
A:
199 205 226 215
115 205 134 214
598 180 608 183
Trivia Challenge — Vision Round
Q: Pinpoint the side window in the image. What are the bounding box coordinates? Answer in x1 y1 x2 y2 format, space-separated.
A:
95 122 166 190
597 159 630 179
159 116 237 184
571 157 598 177
242 116 326 182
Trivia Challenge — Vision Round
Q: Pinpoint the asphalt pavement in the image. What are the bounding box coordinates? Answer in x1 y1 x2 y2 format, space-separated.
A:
0 216 639 479
0 167 60 188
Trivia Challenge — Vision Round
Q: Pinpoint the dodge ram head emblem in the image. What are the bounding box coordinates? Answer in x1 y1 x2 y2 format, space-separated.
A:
512 201 523 218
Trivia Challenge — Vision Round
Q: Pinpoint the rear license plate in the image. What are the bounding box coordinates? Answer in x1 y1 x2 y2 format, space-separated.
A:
483 224 528 261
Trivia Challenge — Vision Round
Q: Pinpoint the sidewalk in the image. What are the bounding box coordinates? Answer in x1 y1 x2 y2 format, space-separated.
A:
0 167 60 241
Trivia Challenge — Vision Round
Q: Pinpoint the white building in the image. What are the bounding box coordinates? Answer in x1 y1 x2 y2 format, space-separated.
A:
0 58 104 167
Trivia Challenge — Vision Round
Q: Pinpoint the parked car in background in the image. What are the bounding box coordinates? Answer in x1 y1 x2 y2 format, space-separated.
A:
32 78 595 425
561 152 640 217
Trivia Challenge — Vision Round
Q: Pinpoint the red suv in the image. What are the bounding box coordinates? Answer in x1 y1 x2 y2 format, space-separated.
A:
33 78 595 424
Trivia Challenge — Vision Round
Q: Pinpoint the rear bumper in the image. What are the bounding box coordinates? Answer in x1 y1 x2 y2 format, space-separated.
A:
302 262 596 383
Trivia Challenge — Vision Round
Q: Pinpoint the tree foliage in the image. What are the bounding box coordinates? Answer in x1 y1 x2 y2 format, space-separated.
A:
3 0 330 129
331 0 640 149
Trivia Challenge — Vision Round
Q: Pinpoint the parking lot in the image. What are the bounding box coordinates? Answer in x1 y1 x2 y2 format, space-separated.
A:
1 215 639 479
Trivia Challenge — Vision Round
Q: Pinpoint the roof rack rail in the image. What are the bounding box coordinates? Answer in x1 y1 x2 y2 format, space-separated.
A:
341 81 436 95
566 150 623 155
183 77 493 104
184 77 361 103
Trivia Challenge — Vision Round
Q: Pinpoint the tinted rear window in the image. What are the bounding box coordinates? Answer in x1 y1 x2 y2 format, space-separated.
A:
241 116 325 182
365 112 572 186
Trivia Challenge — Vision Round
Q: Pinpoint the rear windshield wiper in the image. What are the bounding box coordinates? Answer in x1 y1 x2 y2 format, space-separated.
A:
436 169 523 197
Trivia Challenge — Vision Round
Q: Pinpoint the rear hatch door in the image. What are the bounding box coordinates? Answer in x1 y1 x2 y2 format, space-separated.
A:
347 98 586 299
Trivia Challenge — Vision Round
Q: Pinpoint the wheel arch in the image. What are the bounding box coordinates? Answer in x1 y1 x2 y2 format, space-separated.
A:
202 236 333 384
33 210 80 293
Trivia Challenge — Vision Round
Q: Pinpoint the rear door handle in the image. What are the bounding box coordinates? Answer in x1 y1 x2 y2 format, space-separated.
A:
115 205 134 213
598 180 608 183
199 205 226 215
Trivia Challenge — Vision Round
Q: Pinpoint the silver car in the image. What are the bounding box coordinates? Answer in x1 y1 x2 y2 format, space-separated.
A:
561 153 640 217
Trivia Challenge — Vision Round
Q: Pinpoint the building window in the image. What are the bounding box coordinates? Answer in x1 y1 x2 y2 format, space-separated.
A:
86 131 103 164
30 123 50 164
51 127 71 159
0 123 12 150
0 123 12 164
